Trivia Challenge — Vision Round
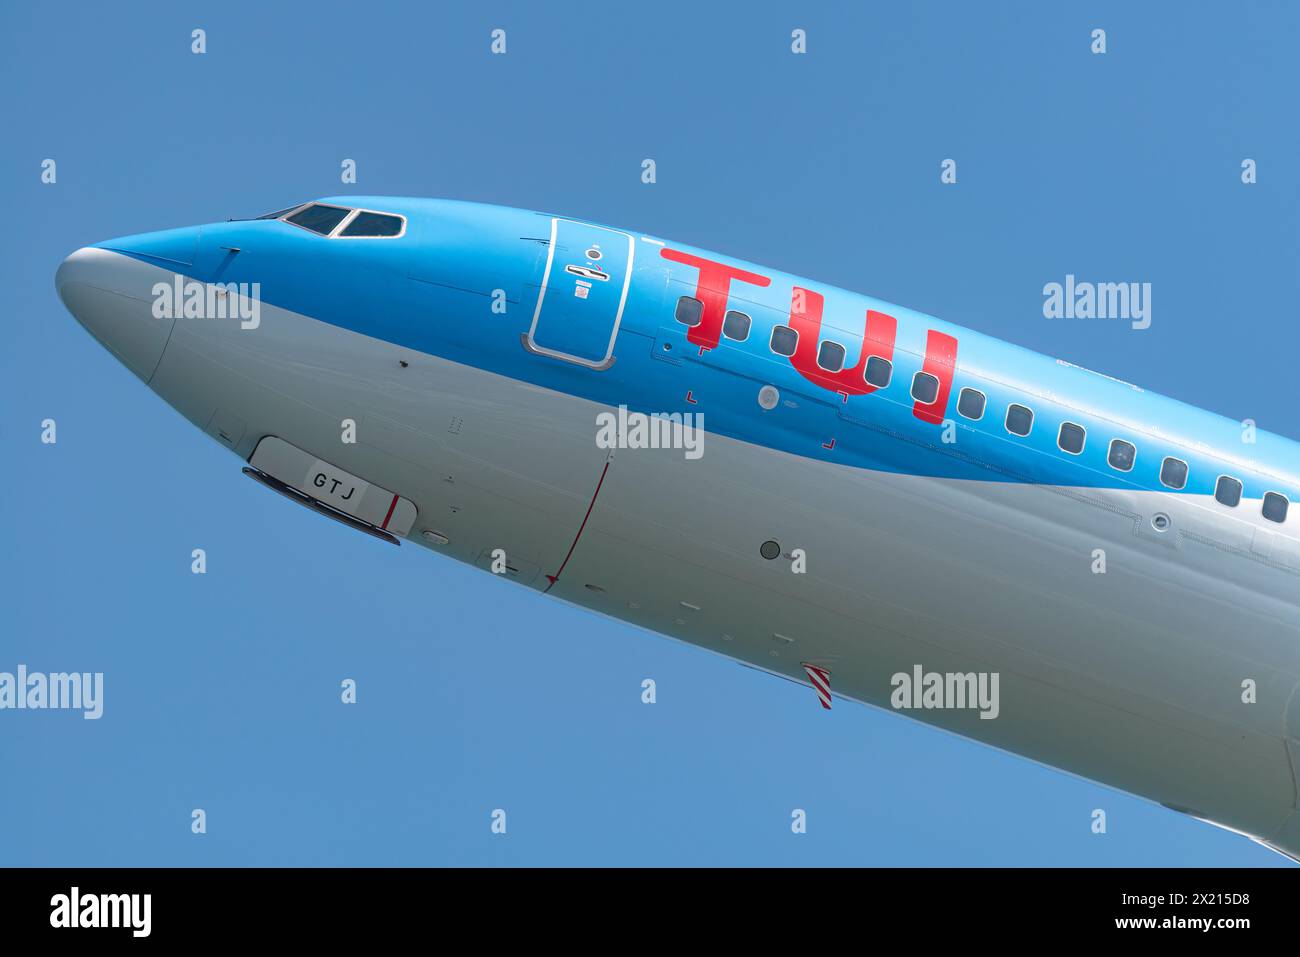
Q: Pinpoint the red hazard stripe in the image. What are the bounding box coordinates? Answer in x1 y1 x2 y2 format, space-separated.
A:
802 663 832 710
381 493 399 530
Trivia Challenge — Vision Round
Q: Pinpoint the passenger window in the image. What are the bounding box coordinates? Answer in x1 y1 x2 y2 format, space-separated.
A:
1107 439 1136 472
1263 492 1289 524
675 296 703 327
285 203 352 235
339 211 404 237
1159 457 1188 490
770 325 798 357
1058 422 1085 454
722 310 751 341
1215 475 1242 507
1005 404 1033 437
818 341 846 372
864 356 892 388
911 372 940 404
957 388 985 420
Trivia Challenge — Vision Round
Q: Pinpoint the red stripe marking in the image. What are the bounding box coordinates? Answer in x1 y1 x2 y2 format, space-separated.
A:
787 289 899 396
913 330 959 425
544 461 611 594
660 247 772 352
803 664 832 709
381 493 399 530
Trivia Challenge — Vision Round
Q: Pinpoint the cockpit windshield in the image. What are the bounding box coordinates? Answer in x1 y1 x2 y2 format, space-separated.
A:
339 211 404 237
262 202 406 238
285 204 352 235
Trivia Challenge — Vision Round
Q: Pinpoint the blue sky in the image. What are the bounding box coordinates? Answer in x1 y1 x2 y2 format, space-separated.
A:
2 0 1297 865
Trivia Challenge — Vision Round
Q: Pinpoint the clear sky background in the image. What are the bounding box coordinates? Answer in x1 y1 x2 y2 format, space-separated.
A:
2 1 1297 866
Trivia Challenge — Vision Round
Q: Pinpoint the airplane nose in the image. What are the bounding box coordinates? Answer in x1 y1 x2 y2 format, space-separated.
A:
57 246 178 383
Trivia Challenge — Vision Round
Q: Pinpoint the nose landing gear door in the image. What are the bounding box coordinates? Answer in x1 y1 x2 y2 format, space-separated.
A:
522 218 634 370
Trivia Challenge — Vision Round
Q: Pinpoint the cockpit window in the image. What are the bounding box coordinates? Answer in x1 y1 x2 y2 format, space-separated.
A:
285 203 352 235
268 202 406 238
339 211 405 238
257 204 305 220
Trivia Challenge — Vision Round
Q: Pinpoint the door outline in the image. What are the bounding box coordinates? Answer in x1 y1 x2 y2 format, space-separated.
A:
521 217 635 371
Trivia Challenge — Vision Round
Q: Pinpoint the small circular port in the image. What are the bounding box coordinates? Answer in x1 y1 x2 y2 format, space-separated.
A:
1151 513 1170 532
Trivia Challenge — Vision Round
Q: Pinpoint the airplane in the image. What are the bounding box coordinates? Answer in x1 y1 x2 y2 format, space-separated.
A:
56 197 1300 862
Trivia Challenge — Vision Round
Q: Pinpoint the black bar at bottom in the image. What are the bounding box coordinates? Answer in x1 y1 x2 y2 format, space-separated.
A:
0 867 1284 943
